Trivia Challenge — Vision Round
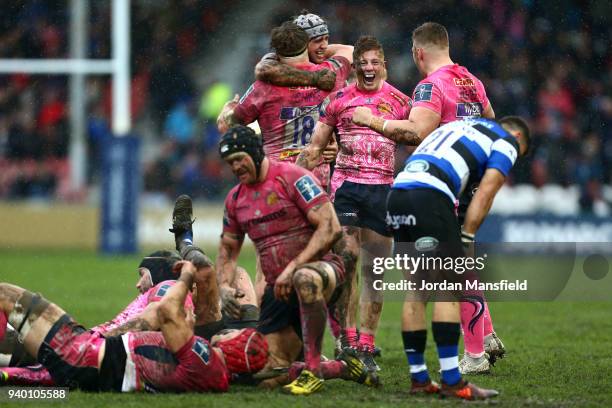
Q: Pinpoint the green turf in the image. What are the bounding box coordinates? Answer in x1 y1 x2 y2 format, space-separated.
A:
1 249 611 407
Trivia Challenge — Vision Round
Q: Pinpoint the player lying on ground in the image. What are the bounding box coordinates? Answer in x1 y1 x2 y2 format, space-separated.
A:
217 125 377 395
0 260 267 392
352 22 505 374
2 213 259 384
297 35 412 372
383 117 530 400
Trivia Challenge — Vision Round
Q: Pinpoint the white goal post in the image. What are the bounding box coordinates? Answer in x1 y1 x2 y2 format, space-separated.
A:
0 0 130 191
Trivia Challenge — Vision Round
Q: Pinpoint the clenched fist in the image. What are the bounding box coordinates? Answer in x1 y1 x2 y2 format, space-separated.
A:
352 106 373 127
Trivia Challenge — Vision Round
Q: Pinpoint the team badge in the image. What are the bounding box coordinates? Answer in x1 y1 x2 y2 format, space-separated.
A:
295 175 323 203
267 192 279 206
405 159 430 172
155 284 171 298
413 83 433 102
377 102 393 115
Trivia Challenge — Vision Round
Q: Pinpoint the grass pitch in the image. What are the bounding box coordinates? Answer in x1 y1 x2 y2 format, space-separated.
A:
0 249 611 407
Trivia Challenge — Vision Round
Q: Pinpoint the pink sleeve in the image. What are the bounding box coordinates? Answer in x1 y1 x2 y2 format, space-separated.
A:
91 293 149 334
233 82 263 124
319 93 339 127
321 56 352 87
284 166 330 214
411 80 443 115
476 78 490 111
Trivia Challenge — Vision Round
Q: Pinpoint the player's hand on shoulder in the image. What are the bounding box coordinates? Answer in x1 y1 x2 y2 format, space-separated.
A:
314 68 337 91
352 106 373 127
173 260 196 277
220 285 243 320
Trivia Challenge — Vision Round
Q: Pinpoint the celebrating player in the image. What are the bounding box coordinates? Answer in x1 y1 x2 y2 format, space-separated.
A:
297 35 411 371
217 125 377 395
254 10 354 91
385 117 530 399
0 259 268 392
352 22 504 373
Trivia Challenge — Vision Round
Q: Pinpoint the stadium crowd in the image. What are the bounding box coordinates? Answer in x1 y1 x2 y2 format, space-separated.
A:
0 0 610 214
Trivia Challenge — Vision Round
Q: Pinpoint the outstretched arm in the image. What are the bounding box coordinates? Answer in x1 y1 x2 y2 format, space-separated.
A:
157 261 196 353
296 121 335 170
254 53 337 91
352 106 440 145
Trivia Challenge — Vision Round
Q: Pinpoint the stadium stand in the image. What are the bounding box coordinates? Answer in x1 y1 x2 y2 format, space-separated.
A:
0 0 610 215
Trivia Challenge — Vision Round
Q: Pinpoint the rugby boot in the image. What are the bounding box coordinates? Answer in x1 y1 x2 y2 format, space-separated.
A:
459 354 491 374
409 379 440 395
170 194 194 234
337 347 379 387
169 194 195 249
282 369 324 395
484 332 506 364
358 349 381 372
440 379 499 400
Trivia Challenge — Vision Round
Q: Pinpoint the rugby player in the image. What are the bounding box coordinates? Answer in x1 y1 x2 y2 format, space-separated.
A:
254 10 354 92
352 22 504 373
0 260 268 392
217 21 351 191
297 35 411 371
217 125 377 395
385 117 530 399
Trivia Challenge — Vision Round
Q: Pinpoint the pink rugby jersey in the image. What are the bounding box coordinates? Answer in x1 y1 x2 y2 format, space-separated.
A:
223 161 330 285
91 280 193 336
412 64 490 125
319 81 411 195
233 56 351 189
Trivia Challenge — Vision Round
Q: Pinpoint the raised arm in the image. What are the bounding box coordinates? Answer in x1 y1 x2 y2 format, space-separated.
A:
325 44 354 63
254 53 337 91
216 94 242 134
296 121 335 170
156 261 196 353
352 106 439 145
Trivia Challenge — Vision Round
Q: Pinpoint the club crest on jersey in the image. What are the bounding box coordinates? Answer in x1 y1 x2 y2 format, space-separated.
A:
413 83 433 102
295 175 323 203
155 284 171 298
267 192 279 206
456 102 483 117
377 102 393 115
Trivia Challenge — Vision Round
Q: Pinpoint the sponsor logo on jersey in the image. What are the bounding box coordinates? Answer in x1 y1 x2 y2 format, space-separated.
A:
405 159 430 172
191 339 210 365
386 213 417 229
295 175 323 203
415 236 439 252
155 284 171 299
456 102 483 117
377 102 393 115
453 77 475 87
244 208 288 228
280 106 317 120
413 83 433 102
267 192 279 206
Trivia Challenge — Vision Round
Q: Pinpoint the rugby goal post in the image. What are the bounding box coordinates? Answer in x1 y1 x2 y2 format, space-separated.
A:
0 0 138 254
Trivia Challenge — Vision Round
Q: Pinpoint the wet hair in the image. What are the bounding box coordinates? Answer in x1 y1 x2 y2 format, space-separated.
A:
270 21 309 57
499 116 531 155
353 35 384 62
412 22 449 48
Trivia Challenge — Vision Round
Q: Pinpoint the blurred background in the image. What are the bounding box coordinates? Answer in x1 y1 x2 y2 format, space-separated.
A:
0 0 610 251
